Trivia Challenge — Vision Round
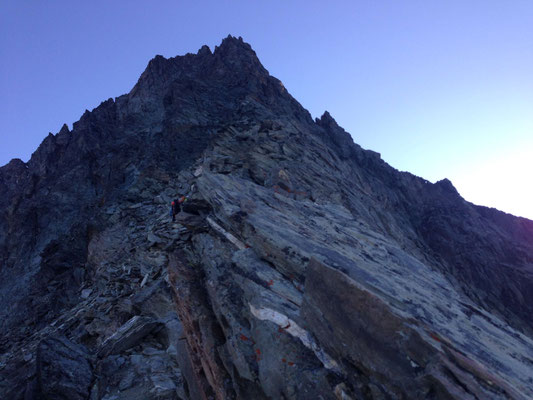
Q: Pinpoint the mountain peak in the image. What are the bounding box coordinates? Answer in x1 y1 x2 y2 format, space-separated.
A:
2 36 533 400
213 35 260 64
216 35 248 51
132 35 267 97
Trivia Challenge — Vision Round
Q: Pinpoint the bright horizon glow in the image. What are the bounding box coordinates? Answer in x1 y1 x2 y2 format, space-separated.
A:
1 1 532 219
449 147 533 220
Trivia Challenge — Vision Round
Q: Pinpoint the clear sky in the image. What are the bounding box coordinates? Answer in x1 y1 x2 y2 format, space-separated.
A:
1 1 532 219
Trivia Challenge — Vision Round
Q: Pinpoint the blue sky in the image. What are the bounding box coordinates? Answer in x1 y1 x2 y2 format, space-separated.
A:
1 1 532 219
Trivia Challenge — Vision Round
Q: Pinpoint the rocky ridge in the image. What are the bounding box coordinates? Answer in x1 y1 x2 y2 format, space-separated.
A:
1 36 533 399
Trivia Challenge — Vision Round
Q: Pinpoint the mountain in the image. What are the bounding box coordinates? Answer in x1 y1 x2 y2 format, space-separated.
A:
1 35 532 400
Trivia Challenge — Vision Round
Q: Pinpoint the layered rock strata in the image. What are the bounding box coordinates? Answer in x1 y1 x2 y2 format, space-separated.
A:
1 36 532 399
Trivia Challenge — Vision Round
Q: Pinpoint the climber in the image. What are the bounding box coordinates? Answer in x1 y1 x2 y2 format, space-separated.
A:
170 200 176 222
170 195 186 222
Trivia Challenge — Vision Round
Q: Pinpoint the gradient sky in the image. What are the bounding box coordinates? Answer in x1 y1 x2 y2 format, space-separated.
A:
1 1 532 219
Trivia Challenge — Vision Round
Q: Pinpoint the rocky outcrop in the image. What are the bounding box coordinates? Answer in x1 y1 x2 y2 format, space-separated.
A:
34 336 93 400
1 36 533 399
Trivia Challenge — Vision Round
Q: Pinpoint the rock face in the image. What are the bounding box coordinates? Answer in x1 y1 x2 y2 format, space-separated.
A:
1 35 533 399
34 336 93 400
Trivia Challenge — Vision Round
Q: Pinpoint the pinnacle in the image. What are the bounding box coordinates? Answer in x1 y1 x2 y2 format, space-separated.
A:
197 44 212 56
316 110 340 129
58 123 70 135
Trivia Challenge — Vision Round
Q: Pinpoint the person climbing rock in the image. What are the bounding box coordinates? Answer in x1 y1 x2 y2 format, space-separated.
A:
170 195 186 221
170 200 176 222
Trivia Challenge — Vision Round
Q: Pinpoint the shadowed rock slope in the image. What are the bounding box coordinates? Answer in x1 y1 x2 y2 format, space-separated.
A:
1 36 533 399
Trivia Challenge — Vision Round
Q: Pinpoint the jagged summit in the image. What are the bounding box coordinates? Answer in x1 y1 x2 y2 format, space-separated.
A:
211 35 261 63
1 37 533 399
214 34 251 53
136 36 265 88
125 35 306 130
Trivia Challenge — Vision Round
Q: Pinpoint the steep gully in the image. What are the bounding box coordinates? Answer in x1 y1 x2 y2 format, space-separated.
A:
0 36 532 399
